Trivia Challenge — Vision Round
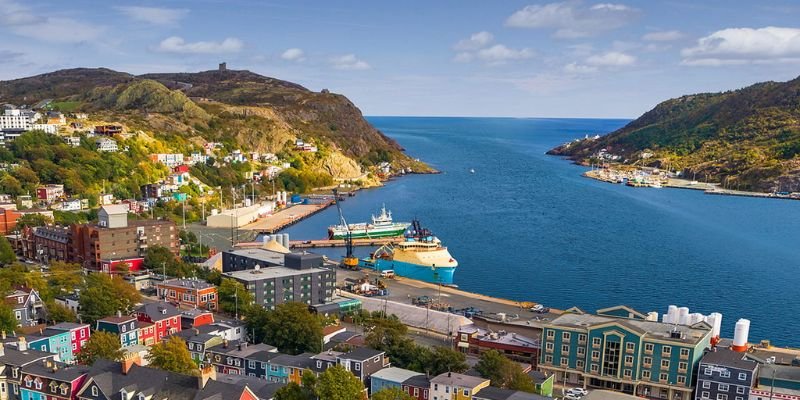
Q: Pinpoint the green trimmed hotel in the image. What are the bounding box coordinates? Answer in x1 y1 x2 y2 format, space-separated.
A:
539 305 713 400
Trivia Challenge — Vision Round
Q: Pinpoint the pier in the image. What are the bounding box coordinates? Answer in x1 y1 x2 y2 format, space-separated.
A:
240 201 333 233
289 237 399 249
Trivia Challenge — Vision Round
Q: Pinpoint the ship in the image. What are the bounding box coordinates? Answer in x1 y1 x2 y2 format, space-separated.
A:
359 220 458 285
328 205 410 239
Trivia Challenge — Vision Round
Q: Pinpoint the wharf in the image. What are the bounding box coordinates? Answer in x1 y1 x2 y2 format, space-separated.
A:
289 237 400 249
241 201 333 233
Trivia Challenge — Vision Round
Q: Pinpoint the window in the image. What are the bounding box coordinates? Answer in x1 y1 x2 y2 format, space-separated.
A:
719 384 729 392
625 355 633 366
626 342 635 352
736 397 743 400
717 395 727 400
678 376 686 385
60 385 68 395
644 357 652 366
92 387 98 396
624 369 632 378
561 357 568 366
721 370 731 378
562 344 570 353
642 370 651 379
546 330 554 339
546 342 554 352
577 360 585 369
591 351 600 360
593 338 602 347
591 364 599 373
464 389 469 396
577 347 585 356
189 343 194 350
563 332 571 340
445 386 450 394
703 381 711 389
662 346 671 355
355 363 360 371
645 343 654 353
737 387 746 394
701 392 709 399
705 368 713 376
545 355 553 364
680 348 690 358
578 334 587 343
738 373 747 381
679 362 688 371
461 334 468 341
602 341 621 377
659 373 668 382
414 388 419 396
661 359 670 369
249 361 255 369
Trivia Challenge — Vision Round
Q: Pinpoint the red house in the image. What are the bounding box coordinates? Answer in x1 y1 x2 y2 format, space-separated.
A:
50 322 91 356
180 308 215 330
135 302 181 343
173 164 190 174
402 375 431 400
137 320 156 346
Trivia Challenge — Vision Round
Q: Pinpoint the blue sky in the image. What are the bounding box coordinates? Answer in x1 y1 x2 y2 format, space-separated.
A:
1 0 800 118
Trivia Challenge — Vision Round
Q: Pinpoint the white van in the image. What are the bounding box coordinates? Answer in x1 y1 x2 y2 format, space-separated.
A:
380 270 395 278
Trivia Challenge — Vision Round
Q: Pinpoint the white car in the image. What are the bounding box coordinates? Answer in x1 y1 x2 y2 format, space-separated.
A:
530 304 544 312
565 394 581 400
567 388 589 397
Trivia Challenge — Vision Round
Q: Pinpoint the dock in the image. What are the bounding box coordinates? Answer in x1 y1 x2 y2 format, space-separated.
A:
240 201 333 233
289 237 400 249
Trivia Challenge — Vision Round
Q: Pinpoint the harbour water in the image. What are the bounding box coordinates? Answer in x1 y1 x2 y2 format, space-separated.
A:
281 117 800 346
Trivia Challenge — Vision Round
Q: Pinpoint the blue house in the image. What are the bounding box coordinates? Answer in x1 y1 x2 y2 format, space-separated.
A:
96 315 139 347
370 367 423 395
25 329 74 364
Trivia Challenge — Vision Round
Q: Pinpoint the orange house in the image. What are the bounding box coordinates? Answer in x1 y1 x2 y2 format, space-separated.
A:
157 278 218 311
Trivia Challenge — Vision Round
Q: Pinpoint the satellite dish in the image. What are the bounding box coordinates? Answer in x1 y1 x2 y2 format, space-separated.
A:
254 264 261 271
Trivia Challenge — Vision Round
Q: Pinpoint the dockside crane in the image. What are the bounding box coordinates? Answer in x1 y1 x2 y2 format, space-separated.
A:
333 189 359 269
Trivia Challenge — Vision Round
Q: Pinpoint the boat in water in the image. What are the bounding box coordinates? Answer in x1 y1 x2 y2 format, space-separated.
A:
328 206 410 239
359 220 458 285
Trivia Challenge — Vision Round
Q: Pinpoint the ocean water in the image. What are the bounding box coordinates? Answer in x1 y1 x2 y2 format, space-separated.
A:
281 117 800 346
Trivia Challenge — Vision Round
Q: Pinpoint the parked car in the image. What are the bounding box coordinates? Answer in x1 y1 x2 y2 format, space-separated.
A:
567 388 589 397
565 394 581 400
530 304 550 313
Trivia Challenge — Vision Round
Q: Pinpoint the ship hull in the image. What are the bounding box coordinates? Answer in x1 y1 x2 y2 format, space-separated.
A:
360 258 456 285
329 226 408 240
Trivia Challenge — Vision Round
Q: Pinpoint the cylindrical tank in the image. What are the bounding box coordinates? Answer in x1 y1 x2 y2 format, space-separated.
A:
662 313 670 323
709 312 723 338
262 235 271 243
282 234 290 248
647 312 659 321
732 319 750 351
667 305 678 324
678 307 690 325
690 313 704 325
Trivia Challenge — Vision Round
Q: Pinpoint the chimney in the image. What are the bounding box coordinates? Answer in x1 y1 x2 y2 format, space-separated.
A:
1 330 5 340
18 336 27 351
121 352 139 375
199 364 217 389
116 310 122 318
237 343 242 351
223 339 228 348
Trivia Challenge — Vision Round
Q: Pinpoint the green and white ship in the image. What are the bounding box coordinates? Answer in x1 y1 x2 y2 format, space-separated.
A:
328 206 410 239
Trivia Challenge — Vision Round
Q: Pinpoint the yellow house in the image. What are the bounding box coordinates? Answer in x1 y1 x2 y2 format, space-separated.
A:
430 372 490 400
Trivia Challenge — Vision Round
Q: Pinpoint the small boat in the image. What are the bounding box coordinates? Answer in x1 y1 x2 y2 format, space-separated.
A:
469 168 475 174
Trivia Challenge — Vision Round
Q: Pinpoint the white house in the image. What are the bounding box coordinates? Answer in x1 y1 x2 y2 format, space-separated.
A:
96 137 118 152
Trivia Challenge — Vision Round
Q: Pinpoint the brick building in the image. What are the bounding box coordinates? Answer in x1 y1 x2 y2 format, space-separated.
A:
157 278 219 311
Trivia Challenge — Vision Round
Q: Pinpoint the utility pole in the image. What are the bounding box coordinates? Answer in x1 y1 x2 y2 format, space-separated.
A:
234 287 239 320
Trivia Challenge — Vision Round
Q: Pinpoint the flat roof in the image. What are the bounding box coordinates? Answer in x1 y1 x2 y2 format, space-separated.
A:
546 313 711 345
224 265 329 282
225 248 286 266
371 367 422 383
584 390 642 400
701 348 758 371
430 372 489 388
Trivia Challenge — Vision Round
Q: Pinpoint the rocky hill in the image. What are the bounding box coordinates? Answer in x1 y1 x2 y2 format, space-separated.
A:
548 76 800 192
0 67 431 176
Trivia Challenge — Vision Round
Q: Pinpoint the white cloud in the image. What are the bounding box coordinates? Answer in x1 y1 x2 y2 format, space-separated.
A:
586 51 636 66
642 30 684 41
116 6 189 25
330 54 371 70
682 26 800 66
454 52 474 63
156 36 244 54
564 62 598 74
505 1 638 38
281 48 305 62
0 0 102 43
476 44 534 65
454 31 494 51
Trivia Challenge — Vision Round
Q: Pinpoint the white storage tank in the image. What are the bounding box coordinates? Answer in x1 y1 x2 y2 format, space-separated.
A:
708 312 723 338
732 319 750 352
667 305 678 324
678 307 690 325
647 312 659 321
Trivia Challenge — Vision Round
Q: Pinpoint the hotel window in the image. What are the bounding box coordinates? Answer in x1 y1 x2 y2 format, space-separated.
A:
717 395 727 400
659 373 668 382
562 344 570 353
561 358 568 366
591 351 600 361
591 364 599 373
738 373 747 381
703 381 711 389
577 360 585 369
602 341 621 377
645 343 654 353
644 357 652 366
546 343 554 352
701 393 709 399
737 387 746 394
563 332 571 341
578 334 587 343
547 330 554 339
662 346 671 356
626 342 635 352
719 384 729 392
642 370 651 379
624 355 633 366
545 355 553 364
679 362 688 371
678 376 686 385
624 369 632 378
680 348 690 359
577 347 585 356
661 359 670 369
592 338 601 347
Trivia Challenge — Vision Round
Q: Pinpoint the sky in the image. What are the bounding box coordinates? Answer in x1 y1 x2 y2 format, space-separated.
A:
1 0 800 118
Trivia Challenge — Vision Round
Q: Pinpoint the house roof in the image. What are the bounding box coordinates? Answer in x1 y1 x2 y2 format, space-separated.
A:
0 345 54 367
208 341 277 357
137 302 182 320
212 374 285 399
50 322 89 331
340 347 384 361
700 348 758 371
269 354 315 369
403 374 431 387
430 372 489 389
23 361 90 381
97 315 136 324
80 359 199 400
475 386 550 400
99 204 128 215
528 370 549 384
371 367 422 384
161 278 217 291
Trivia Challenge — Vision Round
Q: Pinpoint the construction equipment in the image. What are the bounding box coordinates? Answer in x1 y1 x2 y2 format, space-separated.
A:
333 189 359 269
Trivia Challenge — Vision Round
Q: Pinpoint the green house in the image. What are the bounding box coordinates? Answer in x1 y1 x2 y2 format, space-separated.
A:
539 305 712 400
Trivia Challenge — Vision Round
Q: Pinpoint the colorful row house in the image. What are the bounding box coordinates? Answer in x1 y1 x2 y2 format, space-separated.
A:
134 303 181 344
95 315 139 347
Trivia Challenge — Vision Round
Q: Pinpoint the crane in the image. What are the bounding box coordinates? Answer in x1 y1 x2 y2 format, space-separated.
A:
333 189 359 270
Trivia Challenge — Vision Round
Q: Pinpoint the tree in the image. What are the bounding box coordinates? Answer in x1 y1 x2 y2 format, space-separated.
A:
417 346 468 376
218 278 252 316
249 302 323 355
16 213 51 228
372 387 414 400
76 331 124 365
274 383 309 400
0 236 16 264
146 336 197 375
0 303 17 333
315 365 364 400
45 301 77 323
47 261 84 295
79 273 141 324
475 350 535 392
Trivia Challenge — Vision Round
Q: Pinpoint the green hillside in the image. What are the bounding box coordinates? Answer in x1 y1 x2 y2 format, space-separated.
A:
548 76 800 192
